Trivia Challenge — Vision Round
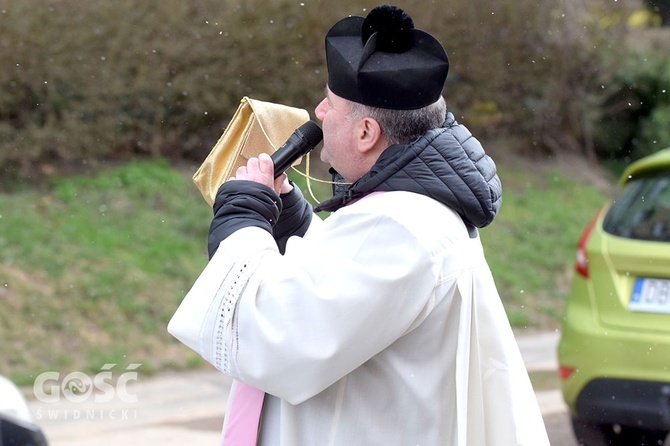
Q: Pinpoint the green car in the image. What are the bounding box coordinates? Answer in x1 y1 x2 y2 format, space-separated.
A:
558 148 670 446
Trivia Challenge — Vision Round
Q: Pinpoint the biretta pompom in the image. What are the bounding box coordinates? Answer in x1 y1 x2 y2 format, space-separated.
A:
325 5 449 110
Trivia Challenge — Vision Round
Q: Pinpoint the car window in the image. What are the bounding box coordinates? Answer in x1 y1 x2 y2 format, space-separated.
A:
602 170 670 241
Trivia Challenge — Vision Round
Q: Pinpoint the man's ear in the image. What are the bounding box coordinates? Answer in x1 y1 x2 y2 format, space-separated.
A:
355 117 384 154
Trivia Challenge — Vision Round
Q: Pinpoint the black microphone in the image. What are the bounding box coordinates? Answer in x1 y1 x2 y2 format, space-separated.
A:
271 121 323 178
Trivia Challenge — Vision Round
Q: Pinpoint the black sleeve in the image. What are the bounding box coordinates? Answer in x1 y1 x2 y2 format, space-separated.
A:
207 180 282 259
273 183 313 254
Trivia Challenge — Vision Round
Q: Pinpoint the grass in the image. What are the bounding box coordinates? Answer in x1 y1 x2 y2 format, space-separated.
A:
0 159 211 385
0 154 612 385
480 158 611 329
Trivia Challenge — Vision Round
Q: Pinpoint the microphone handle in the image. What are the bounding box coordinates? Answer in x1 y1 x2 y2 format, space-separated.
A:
271 133 314 178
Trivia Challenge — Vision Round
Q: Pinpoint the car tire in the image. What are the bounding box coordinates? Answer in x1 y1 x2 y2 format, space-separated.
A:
571 418 615 446
572 417 669 446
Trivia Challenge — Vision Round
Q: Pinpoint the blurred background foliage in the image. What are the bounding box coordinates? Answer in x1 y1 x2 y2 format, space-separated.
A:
1 0 670 185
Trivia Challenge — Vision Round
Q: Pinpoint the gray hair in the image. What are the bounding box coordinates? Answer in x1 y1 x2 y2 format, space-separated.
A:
347 96 447 145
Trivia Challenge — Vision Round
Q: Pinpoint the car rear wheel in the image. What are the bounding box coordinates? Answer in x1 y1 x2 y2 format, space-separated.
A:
571 417 669 446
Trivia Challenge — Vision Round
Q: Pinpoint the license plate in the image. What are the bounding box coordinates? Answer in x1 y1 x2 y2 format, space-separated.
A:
630 278 670 314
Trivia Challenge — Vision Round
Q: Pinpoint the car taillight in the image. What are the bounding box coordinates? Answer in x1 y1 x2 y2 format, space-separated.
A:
575 213 600 279
559 365 576 380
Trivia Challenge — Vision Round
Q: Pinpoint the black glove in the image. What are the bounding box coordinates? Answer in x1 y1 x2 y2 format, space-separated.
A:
207 180 281 259
273 183 313 254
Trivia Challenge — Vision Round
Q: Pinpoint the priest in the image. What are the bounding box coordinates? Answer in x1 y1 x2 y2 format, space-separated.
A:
170 5 550 445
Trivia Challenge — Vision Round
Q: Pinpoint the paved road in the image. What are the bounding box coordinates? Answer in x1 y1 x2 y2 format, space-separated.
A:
517 331 577 446
27 330 576 445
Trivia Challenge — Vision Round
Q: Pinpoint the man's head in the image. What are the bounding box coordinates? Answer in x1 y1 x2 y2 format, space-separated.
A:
315 88 446 182
347 97 447 146
316 5 450 182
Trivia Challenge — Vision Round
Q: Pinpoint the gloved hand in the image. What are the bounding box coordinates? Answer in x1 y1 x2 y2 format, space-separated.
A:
273 184 313 254
207 180 281 259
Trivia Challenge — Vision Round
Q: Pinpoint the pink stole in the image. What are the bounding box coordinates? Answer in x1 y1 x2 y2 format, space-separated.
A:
222 380 266 445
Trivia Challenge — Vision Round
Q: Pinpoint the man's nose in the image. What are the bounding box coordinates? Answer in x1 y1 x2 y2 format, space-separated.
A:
315 98 327 120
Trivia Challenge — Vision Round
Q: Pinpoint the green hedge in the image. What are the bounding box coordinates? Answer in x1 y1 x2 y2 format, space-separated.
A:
591 34 670 161
0 0 650 182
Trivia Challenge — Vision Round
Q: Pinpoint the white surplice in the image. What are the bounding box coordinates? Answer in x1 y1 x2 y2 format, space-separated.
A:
169 191 550 445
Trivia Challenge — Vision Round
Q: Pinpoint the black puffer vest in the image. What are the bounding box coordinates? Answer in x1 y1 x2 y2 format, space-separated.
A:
314 112 502 229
